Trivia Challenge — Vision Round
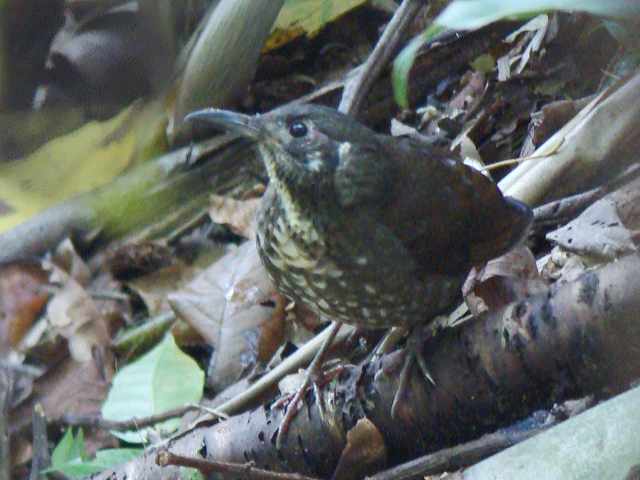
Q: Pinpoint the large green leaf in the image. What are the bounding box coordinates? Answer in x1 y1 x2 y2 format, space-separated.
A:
47 428 142 478
101 334 204 443
49 447 141 478
437 0 639 30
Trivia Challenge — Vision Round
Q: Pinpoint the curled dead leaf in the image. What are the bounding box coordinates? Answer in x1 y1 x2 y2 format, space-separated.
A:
463 246 546 317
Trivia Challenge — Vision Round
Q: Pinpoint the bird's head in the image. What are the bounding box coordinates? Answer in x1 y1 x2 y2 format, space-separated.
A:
186 104 389 206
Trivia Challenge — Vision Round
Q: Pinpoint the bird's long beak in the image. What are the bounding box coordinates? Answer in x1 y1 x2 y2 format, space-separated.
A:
185 108 262 139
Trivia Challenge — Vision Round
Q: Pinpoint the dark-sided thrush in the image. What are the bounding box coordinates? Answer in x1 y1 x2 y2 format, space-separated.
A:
188 104 532 446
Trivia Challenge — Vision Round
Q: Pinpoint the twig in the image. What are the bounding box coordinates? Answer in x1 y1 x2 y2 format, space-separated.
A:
0 368 13 480
156 450 321 480
29 404 50 480
533 187 602 226
366 424 551 480
87 289 130 301
60 403 227 431
0 360 43 378
206 323 355 420
533 163 640 226
339 0 424 115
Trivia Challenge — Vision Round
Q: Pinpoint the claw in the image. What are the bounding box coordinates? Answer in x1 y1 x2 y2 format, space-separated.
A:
390 325 436 418
275 322 342 449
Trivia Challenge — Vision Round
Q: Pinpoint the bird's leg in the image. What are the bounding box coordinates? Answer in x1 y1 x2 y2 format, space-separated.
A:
275 321 342 449
390 324 437 419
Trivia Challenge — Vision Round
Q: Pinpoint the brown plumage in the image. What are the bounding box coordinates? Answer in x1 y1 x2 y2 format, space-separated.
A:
188 104 532 330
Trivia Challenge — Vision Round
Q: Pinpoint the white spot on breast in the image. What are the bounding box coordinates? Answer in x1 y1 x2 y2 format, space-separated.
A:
318 299 330 310
327 268 343 278
339 142 352 157
356 256 368 266
270 257 285 269
290 272 307 286
287 255 318 269
307 151 325 172
279 239 300 258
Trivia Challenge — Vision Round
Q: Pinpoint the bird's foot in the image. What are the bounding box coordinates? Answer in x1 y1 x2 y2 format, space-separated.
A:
371 326 406 361
390 325 437 419
274 322 342 449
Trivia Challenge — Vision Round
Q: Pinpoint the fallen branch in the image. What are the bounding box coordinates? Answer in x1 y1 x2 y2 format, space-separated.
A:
156 450 321 480
89 248 640 479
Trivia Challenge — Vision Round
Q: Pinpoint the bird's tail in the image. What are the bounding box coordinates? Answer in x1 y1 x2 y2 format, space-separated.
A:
470 196 533 264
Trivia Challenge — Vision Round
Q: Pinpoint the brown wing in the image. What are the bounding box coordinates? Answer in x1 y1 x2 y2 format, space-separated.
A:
378 136 532 277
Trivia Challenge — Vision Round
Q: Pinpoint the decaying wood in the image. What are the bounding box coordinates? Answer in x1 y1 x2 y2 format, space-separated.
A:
89 245 640 479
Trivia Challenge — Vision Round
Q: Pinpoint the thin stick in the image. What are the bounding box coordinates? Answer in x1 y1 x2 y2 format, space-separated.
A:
29 404 50 480
156 450 321 480
210 322 355 418
275 321 342 449
339 0 424 116
367 424 551 480
0 369 12 480
60 403 227 431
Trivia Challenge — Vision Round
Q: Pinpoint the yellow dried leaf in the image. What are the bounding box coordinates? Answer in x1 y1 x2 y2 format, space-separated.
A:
266 0 367 51
0 101 166 233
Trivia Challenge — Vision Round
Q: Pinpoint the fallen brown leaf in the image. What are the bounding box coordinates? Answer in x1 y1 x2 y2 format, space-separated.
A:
0 261 49 352
209 194 261 239
169 241 275 391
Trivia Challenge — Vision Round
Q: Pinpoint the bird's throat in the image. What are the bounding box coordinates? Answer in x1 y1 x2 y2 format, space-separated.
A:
260 146 320 244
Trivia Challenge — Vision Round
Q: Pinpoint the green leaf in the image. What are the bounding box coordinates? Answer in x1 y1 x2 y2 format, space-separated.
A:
471 53 496 73
437 0 640 31
181 467 206 480
47 429 141 478
392 24 444 108
47 448 142 478
101 334 204 443
0 99 166 234
267 0 368 50
51 428 85 467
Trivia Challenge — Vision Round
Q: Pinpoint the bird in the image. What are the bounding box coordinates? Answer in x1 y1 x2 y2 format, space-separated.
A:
187 103 533 446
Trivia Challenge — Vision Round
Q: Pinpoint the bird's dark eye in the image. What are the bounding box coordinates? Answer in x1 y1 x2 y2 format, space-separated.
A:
288 121 308 138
